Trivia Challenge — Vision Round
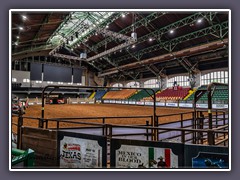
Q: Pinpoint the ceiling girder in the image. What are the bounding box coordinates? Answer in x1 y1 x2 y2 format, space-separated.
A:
114 21 228 63
89 12 165 52
98 38 228 77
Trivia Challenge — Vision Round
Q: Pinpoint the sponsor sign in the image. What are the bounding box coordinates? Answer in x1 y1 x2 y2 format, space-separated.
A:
129 101 136 105
116 101 122 104
179 103 193 108
124 101 129 104
116 144 178 168
156 102 165 107
60 136 102 168
136 101 144 105
166 103 178 107
104 100 110 103
196 104 208 108
80 101 86 104
89 101 94 104
145 102 154 106
212 104 228 109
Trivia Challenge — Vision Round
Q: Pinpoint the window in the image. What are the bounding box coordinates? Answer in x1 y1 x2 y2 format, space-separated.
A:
23 78 30 83
12 78 17 82
77 83 82 85
36 81 42 83
144 79 159 88
201 71 228 85
47 81 53 84
58 82 64 84
126 81 140 88
167 76 189 87
112 83 123 87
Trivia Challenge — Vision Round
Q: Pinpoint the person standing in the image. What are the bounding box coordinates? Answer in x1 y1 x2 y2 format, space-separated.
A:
157 156 167 168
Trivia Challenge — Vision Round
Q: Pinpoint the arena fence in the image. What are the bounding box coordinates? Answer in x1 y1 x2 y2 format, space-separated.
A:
11 84 229 168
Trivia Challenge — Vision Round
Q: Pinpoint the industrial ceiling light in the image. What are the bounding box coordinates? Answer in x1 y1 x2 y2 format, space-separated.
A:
15 42 18 45
149 38 153 42
16 36 19 39
22 15 27 21
132 45 136 48
122 14 126 18
19 26 24 31
170 29 174 34
197 18 203 23
106 25 109 28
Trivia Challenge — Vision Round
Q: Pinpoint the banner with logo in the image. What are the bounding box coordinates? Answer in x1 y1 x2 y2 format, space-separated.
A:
58 132 107 168
115 144 178 168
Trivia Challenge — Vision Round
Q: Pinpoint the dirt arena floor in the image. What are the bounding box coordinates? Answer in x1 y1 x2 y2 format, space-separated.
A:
12 104 194 133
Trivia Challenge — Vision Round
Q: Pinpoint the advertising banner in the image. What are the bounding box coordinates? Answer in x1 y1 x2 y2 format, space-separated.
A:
115 144 178 168
145 102 154 106
156 102 165 107
196 104 208 108
129 101 136 105
58 132 107 168
136 101 144 105
192 152 229 168
166 103 178 107
179 103 193 108
104 100 110 103
212 104 228 109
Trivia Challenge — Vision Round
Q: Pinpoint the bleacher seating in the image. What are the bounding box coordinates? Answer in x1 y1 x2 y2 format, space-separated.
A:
156 87 190 100
94 90 107 100
186 85 228 102
128 89 159 101
103 89 137 100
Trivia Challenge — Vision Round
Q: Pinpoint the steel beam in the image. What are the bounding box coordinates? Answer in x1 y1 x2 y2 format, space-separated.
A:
114 21 228 63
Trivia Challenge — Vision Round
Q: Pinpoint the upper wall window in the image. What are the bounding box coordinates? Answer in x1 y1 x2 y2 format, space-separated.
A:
126 81 140 88
23 78 30 83
144 79 159 88
112 83 123 87
167 76 189 87
201 71 228 85
12 78 17 82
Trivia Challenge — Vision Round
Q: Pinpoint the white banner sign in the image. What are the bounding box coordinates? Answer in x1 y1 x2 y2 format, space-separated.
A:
129 101 136 105
80 102 86 104
156 102 165 107
60 136 102 168
179 103 193 108
116 101 122 104
196 104 208 108
104 100 110 103
116 144 178 168
124 101 129 104
166 103 178 107
212 104 228 109
145 102 154 106
136 101 145 105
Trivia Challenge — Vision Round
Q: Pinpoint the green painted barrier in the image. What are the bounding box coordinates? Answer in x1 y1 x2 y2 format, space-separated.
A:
12 148 35 167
